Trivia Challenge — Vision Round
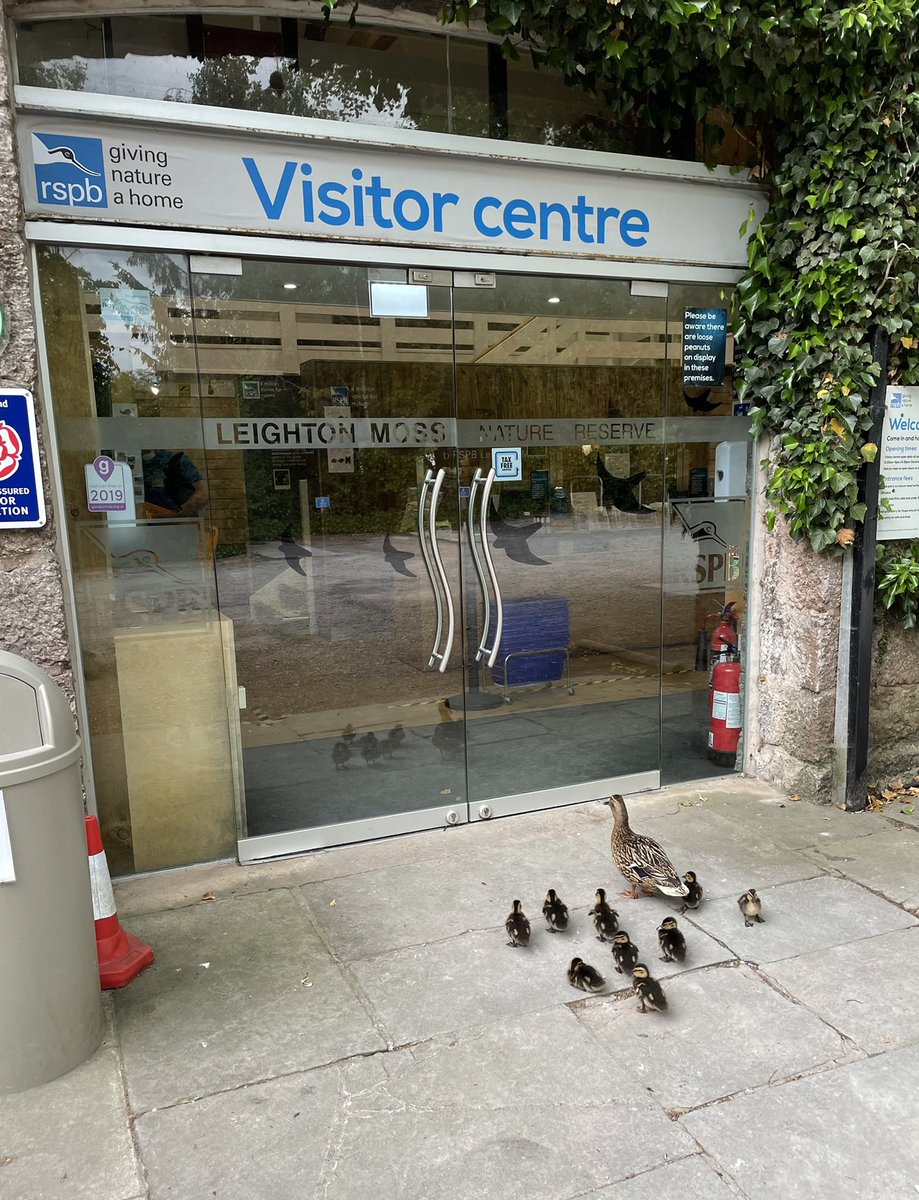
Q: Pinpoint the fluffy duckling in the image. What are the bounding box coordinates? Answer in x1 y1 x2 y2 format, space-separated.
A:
607 795 688 899
505 899 530 948
657 916 687 963
567 957 606 993
331 741 351 771
633 964 668 1013
360 732 381 766
591 888 620 941
679 871 704 913
542 889 569 932
612 929 639 975
738 888 764 927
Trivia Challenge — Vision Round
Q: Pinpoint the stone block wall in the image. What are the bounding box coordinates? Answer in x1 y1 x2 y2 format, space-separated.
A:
746 520 843 803
0 6 72 696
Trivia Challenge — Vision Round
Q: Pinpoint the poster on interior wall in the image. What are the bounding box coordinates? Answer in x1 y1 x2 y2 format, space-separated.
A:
878 385 919 539
682 309 728 387
0 390 46 529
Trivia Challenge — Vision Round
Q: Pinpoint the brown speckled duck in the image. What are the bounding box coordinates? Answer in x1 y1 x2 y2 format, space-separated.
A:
607 795 688 899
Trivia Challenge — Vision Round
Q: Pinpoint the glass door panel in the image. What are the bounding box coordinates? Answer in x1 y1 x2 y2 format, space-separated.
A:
455 275 668 816
661 282 750 783
189 260 466 852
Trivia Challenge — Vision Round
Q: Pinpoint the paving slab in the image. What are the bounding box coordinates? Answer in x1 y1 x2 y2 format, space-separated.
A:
799 824 919 909
115 804 605 917
0 1007 141 1200
684 875 916 964
683 1043 919 1199
581 1154 741 1199
688 790 882 849
136 1008 694 1200
766 926 919 1053
576 962 852 1111
297 834 619 962
622 805 826 901
350 912 732 1045
114 889 385 1111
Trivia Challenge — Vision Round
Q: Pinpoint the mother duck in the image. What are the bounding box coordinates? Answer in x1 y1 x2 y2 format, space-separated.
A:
607 794 688 899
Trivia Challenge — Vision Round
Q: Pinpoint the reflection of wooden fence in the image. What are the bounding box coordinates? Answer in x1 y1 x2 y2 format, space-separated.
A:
81 291 734 374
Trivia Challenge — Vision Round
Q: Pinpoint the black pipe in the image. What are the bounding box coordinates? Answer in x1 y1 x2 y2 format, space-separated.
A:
845 327 889 810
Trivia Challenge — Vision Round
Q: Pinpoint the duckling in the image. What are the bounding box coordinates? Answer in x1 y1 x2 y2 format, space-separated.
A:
606 795 688 899
633 964 668 1013
360 732 381 766
612 930 639 975
567 957 606 993
657 916 687 963
331 741 351 771
542 889 569 932
738 888 764 927
591 888 620 941
505 899 530 948
679 870 704 913
341 723 357 743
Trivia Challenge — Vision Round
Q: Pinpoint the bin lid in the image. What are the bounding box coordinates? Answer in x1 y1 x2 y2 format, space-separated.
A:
0 651 81 786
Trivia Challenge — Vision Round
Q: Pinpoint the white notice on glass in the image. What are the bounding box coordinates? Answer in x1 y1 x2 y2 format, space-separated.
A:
878 386 919 539
0 789 15 883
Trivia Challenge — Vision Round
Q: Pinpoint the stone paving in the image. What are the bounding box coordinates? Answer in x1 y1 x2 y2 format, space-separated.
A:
2 776 919 1200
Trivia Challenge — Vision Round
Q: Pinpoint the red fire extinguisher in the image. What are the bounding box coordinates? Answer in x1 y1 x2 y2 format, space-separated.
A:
706 602 743 767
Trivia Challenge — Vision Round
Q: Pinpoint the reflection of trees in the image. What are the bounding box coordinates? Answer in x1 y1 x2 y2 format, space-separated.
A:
19 56 88 91
189 57 413 125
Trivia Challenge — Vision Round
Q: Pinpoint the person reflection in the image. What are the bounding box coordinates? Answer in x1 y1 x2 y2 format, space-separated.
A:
142 449 208 518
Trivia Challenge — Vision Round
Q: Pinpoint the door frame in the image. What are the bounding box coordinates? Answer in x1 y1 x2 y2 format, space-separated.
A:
28 224 747 863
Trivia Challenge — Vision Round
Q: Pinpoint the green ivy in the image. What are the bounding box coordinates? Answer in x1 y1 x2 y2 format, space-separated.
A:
877 542 919 628
325 0 919 595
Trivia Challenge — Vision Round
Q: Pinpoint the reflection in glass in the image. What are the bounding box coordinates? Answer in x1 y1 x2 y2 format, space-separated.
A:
17 15 659 155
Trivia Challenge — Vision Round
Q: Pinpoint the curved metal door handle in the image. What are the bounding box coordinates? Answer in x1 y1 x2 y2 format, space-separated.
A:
479 468 504 668
428 468 454 673
418 468 443 669
467 468 491 663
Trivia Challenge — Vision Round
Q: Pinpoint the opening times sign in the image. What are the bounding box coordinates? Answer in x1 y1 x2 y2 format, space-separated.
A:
0 390 46 529
878 386 919 539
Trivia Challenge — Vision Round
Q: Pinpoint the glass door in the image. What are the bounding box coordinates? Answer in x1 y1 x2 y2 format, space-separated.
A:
189 260 469 856
454 275 667 818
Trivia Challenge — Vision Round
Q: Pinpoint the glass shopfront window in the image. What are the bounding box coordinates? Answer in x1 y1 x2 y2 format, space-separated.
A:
37 242 750 872
16 12 646 154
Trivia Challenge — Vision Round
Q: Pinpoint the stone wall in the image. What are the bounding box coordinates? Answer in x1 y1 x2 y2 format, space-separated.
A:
745 519 843 803
869 623 919 783
0 5 72 693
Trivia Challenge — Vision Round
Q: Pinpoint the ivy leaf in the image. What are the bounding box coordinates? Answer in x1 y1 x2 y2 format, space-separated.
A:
861 442 879 462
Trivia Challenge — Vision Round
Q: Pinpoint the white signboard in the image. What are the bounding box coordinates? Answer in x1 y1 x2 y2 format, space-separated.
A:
18 114 765 268
878 386 919 539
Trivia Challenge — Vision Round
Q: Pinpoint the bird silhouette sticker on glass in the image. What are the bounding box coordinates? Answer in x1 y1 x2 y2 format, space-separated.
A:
278 526 312 575
682 387 721 414
596 455 654 515
487 501 549 565
382 532 416 577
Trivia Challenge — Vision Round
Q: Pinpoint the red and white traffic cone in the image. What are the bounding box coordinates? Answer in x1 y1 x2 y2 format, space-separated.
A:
85 815 154 988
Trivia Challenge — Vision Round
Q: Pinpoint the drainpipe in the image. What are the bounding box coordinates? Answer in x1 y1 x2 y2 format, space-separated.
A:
836 327 889 810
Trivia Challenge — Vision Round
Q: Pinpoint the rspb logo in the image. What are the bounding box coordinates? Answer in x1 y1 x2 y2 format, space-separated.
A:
32 132 107 208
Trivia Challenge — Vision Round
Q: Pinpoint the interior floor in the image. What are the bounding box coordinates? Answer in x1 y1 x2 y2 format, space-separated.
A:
242 690 734 836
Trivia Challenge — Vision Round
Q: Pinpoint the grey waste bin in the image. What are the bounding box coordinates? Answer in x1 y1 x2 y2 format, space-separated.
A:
0 651 103 1094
